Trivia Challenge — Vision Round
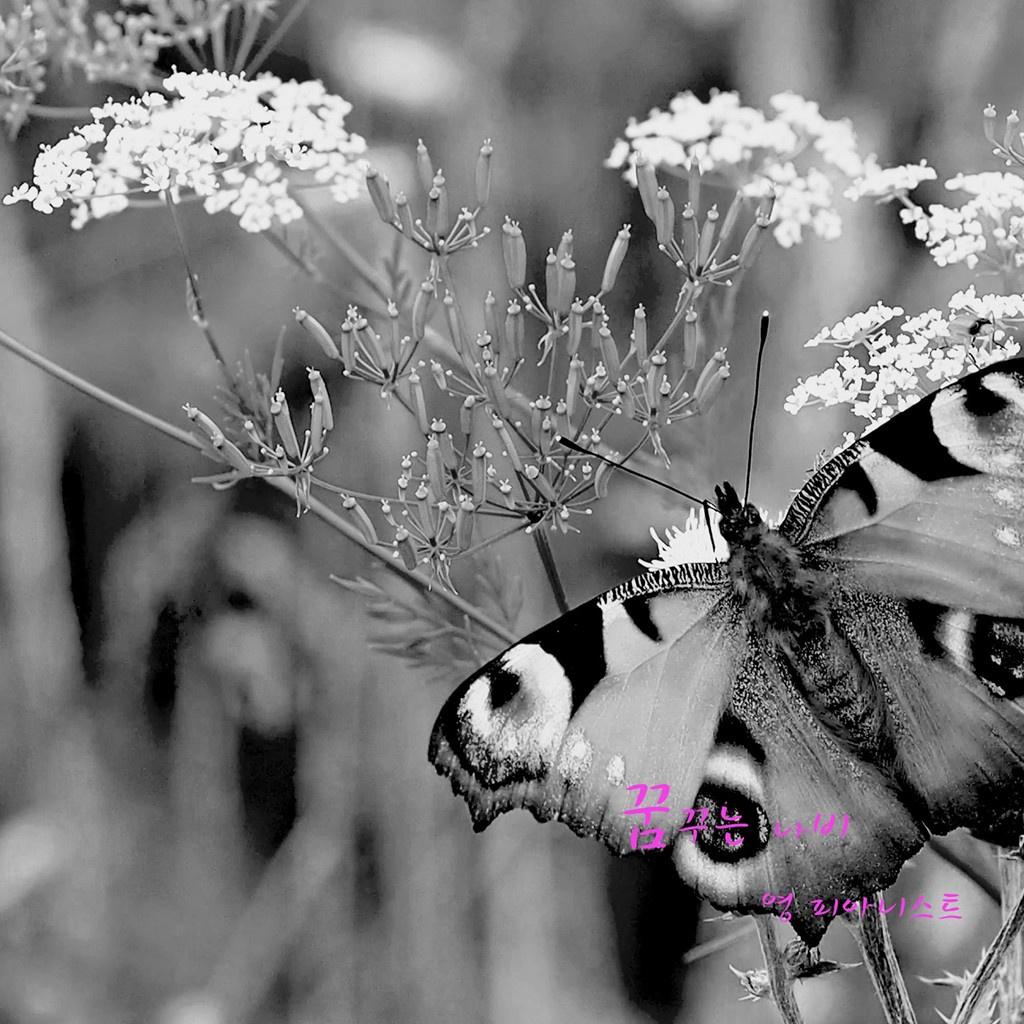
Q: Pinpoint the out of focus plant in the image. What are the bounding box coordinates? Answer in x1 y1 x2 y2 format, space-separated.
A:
4 6 1024 1021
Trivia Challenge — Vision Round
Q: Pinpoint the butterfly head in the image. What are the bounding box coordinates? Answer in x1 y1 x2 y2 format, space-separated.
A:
714 481 764 546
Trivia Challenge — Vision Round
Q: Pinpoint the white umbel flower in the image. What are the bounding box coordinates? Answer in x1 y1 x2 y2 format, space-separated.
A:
4 70 367 232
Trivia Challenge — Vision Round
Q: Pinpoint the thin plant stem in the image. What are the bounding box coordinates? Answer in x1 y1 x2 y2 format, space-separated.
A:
163 193 230 370
753 917 805 1024
997 842 1024 1024
682 922 755 965
950 880 1024 1024
262 228 352 305
243 0 314 76
232 0 268 73
211 11 227 70
0 327 201 449
294 200 392 303
460 521 529 560
844 904 917 1024
26 104 100 120
530 528 569 614
0 327 517 647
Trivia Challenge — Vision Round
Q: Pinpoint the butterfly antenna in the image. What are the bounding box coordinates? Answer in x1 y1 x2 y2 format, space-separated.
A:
743 312 771 506
702 500 717 555
556 436 718 512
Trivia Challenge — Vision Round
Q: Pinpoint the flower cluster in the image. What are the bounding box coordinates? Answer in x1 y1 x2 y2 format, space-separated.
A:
844 159 936 201
0 0 266 134
896 171 1024 270
4 69 367 232
606 90 870 248
785 288 1024 426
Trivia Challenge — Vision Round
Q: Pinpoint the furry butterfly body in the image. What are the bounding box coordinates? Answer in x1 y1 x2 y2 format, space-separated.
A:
429 356 1024 943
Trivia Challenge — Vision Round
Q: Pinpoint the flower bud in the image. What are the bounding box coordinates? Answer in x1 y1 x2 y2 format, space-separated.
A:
309 394 325 455
493 415 523 471
341 495 379 545
556 229 574 262
718 191 744 249
455 498 475 548
270 390 301 459
383 300 402 363
1006 110 1020 152
483 363 511 418
471 443 488 503
688 155 702 212
598 326 620 380
430 359 447 391
427 171 449 237
698 204 719 267
565 356 584 420
694 349 729 412
436 426 457 469
655 187 675 246
682 307 699 370
395 191 414 236
740 212 771 268
544 249 558 310
307 368 334 431
183 403 224 446
527 464 558 501
475 139 493 207
635 156 659 221
632 304 647 362
339 320 358 374
394 527 418 570
681 203 698 262
505 299 524 359
443 292 465 357
498 479 515 509
461 396 476 436
601 224 630 293
590 299 605 350
984 104 998 145
502 218 527 290
552 256 575 316
412 281 433 341
484 291 504 353
567 300 584 355
294 307 340 360
415 139 434 195
426 437 445 498
408 370 430 433
646 351 667 409
365 166 396 225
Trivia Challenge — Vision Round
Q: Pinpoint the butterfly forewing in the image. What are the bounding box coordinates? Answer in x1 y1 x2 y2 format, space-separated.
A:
430 563 734 844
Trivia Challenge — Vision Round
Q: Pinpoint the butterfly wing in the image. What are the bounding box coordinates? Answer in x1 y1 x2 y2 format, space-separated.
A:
430 563 926 943
782 356 1024 841
782 357 1024 615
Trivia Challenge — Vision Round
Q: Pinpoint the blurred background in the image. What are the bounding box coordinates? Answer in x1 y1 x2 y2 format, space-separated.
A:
2 0 1023 1021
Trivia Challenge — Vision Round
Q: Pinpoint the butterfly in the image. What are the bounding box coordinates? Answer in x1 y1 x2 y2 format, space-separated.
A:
429 355 1024 943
